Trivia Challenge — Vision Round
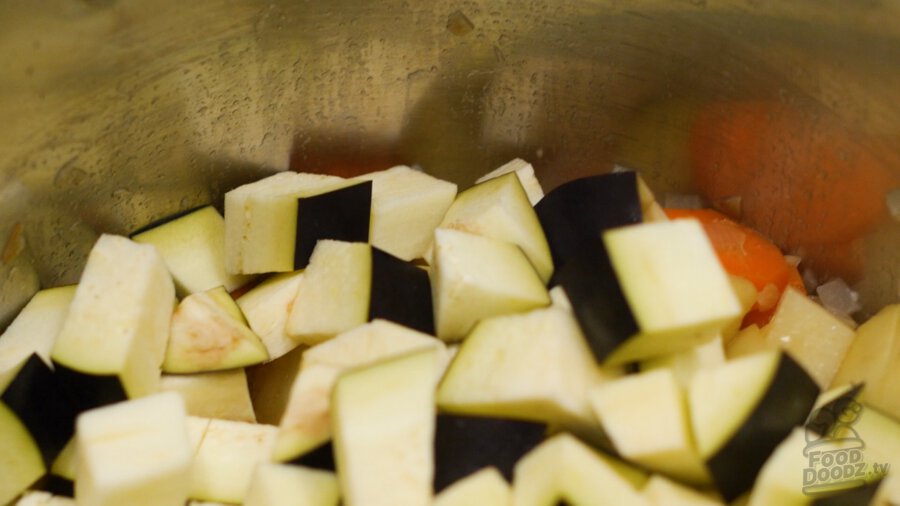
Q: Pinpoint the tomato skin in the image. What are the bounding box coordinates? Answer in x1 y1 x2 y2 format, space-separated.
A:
664 208 805 327
689 101 899 282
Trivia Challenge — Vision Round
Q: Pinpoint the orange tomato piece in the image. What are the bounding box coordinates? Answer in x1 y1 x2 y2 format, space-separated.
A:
689 101 899 282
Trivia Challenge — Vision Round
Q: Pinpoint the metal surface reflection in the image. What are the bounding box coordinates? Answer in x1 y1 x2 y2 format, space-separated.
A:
1 0 899 325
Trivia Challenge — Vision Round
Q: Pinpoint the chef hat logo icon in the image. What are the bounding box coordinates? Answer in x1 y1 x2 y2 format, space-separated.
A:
804 394 865 454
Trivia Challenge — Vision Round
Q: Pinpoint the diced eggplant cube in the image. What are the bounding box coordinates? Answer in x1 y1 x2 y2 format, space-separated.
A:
287 241 436 344
602 220 743 364
353 166 458 261
189 419 278 504
244 463 339 506
368 247 434 335
51 235 175 405
225 172 348 274
163 287 268 374
475 158 544 205
434 172 553 283
50 365 126 416
274 320 446 462
158 369 256 423
332 348 440 506
237 270 305 361
437 307 612 433
432 467 511 506
690 351 819 501
0 286 76 373
535 172 642 270
293 181 372 269
75 393 192 506
2 355 77 467
430 229 549 341
552 238 638 363
512 433 648 506
589 368 708 485
433 414 546 491
131 206 253 296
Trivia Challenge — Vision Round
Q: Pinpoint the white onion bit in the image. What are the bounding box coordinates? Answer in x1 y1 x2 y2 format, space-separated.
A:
816 278 861 317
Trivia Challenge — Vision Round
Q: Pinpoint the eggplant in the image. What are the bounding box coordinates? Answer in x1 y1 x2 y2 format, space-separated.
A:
293 181 372 269
433 414 546 491
131 205 253 296
0 354 78 505
368 247 433 335
551 238 638 363
245 345 306 425
432 467 511 506
690 351 820 501
590 367 709 485
437 306 614 435
274 320 448 462
236 270 306 361
286 241 435 344
601 219 743 364
75 392 192 506
51 364 127 416
430 228 550 341
50 234 175 406
512 433 648 506
189 418 278 504
288 442 336 472
535 172 642 271
223 172 366 274
332 348 441 506
243 463 339 506
434 172 553 283
162 286 268 374
158 369 256 423
475 158 544 205
2 355 77 467
0 285 76 373
353 165 458 261
556 218 743 365
829 303 900 416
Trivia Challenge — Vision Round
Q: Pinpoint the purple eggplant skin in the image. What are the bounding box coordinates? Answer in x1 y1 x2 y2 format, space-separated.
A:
368 247 435 335
2 354 78 467
287 441 335 471
127 205 211 237
708 352 820 502
433 414 546 492
51 360 127 416
535 172 642 272
809 479 881 506
552 238 638 363
294 180 372 269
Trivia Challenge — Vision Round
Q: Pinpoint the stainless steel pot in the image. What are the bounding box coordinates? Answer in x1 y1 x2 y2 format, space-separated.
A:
2 0 899 326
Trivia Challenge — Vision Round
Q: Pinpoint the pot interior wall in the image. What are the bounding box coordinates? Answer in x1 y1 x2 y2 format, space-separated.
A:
1 0 899 325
